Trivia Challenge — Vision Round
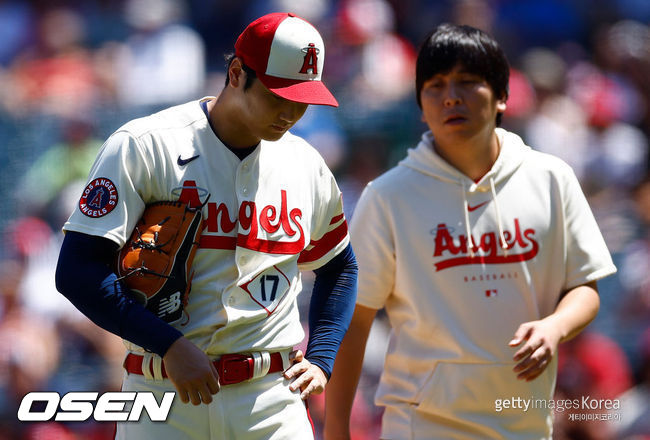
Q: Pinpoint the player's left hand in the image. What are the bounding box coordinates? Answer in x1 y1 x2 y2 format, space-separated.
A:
508 318 563 382
284 349 328 400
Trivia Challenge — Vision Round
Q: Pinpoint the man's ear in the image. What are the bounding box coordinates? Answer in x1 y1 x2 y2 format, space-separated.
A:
496 97 507 114
228 57 245 88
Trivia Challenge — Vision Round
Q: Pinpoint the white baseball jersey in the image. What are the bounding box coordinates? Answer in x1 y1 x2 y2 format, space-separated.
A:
63 97 349 357
350 128 616 439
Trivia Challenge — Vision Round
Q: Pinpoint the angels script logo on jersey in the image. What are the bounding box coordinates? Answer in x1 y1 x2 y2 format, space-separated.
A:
433 218 539 271
176 180 304 254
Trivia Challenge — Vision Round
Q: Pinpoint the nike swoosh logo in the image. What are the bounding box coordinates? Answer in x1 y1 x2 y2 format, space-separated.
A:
177 154 200 166
467 201 489 212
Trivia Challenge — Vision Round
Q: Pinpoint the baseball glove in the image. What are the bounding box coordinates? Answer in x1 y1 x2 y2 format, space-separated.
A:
116 201 204 325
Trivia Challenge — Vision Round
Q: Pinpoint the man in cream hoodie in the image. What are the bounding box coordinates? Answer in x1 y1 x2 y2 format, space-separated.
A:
324 23 616 439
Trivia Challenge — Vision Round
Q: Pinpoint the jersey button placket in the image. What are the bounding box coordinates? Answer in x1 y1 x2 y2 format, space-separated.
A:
236 162 251 199
237 158 251 198
234 159 251 311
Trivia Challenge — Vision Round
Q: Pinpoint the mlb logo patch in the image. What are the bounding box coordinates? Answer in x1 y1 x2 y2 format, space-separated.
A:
485 289 498 297
79 177 118 218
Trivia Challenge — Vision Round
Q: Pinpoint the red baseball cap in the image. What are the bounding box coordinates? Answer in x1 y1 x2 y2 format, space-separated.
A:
235 12 338 107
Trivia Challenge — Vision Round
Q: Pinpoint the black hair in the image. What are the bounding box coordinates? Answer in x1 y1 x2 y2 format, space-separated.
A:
415 23 509 125
224 53 257 90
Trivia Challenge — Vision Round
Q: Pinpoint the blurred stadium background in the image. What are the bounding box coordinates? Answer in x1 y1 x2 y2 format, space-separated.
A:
0 0 649 438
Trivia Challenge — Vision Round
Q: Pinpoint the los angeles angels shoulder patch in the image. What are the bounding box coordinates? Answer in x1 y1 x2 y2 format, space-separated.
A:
79 177 118 218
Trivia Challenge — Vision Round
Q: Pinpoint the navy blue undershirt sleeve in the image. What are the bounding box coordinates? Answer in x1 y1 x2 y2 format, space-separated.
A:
55 231 183 357
305 243 358 378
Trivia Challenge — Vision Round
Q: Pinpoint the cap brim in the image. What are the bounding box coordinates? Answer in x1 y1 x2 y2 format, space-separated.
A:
259 74 339 107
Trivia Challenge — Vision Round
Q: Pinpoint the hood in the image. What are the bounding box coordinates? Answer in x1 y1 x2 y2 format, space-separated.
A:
399 128 530 191
399 128 531 256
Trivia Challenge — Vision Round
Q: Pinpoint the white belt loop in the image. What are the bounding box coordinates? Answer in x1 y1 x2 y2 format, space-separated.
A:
151 355 164 381
251 352 271 379
142 353 154 381
281 350 291 370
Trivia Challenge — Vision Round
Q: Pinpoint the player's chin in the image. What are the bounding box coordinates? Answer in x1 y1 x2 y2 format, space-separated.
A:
262 130 287 141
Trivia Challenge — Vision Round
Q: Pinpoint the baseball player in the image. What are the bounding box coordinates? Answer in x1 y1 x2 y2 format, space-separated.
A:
55 13 357 440
324 24 617 439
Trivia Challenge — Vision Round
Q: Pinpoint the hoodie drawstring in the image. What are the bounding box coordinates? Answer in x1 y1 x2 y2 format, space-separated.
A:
461 180 475 257
489 177 509 254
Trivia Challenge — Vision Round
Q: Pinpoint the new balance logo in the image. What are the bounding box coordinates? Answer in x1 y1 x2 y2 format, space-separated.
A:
159 292 181 317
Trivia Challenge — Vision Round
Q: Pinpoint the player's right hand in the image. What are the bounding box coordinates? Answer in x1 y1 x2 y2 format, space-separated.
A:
284 349 328 400
163 337 221 405
508 318 563 382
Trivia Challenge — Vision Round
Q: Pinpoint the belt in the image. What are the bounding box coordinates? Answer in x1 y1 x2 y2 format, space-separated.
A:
124 352 285 385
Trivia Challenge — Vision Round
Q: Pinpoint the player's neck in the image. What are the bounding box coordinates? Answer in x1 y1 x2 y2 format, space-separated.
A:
208 96 260 149
432 129 500 181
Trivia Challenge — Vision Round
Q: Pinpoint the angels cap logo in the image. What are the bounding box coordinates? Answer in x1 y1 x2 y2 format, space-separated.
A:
234 12 338 106
79 178 118 218
299 43 319 74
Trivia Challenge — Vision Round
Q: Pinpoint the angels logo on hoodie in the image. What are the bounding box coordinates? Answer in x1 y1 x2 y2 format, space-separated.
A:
432 219 539 271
